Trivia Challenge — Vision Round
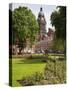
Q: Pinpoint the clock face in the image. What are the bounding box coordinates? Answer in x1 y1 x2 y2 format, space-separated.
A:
41 17 44 21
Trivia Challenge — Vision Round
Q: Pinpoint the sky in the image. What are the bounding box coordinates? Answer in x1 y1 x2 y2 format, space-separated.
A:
10 3 57 32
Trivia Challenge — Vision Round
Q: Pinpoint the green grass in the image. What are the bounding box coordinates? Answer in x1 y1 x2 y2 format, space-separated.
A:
11 54 65 86
12 57 46 86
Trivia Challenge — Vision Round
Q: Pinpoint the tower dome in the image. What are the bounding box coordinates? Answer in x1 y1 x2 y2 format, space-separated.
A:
38 7 44 17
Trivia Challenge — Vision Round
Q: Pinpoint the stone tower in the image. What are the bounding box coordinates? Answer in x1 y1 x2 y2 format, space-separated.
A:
38 7 46 40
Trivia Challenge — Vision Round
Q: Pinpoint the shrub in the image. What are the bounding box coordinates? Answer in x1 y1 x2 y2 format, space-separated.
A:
17 76 35 86
17 72 45 86
32 72 44 83
44 56 66 84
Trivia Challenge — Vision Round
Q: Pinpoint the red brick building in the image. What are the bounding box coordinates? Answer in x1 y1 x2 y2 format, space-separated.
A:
34 7 55 53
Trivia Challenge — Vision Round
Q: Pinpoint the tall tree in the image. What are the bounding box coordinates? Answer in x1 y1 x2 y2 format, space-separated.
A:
12 7 39 48
50 6 66 51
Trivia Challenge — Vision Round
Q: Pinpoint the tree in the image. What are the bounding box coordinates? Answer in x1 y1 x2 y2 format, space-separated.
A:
50 6 66 51
12 7 39 48
51 6 66 40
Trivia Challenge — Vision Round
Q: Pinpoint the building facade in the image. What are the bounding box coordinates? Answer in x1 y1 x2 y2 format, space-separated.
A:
34 7 55 53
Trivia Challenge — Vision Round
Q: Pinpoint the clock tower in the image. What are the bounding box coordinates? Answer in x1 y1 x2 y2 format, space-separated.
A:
38 7 46 40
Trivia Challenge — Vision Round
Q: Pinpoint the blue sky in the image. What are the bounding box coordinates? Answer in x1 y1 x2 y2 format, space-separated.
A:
11 3 57 31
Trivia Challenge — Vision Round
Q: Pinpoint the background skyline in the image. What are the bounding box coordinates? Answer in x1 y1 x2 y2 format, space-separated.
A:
10 3 57 31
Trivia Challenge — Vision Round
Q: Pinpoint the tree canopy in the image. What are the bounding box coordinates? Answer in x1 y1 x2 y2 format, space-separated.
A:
50 6 66 40
50 6 66 51
12 7 39 48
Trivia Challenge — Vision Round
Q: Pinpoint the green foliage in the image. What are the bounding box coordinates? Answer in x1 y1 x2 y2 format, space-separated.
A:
44 55 66 84
52 38 65 51
12 6 39 46
18 72 45 86
50 6 66 51
50 6 66 40
32 72 44 82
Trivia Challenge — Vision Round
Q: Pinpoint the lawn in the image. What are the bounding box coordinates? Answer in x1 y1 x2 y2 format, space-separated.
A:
10 54 65 86
12 56 46 86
